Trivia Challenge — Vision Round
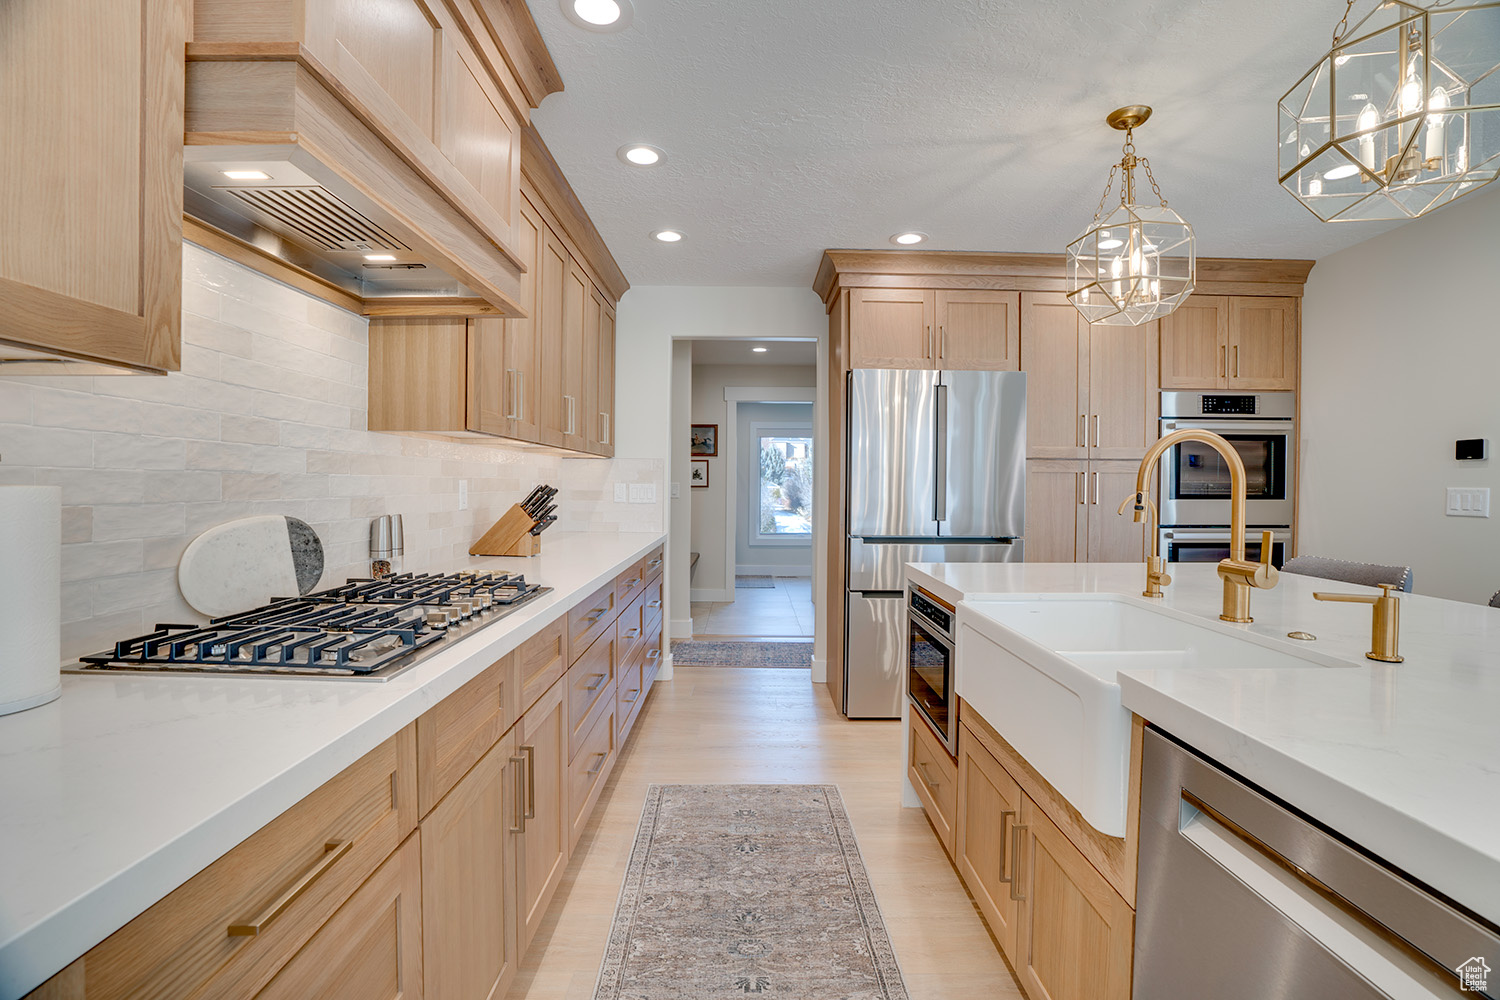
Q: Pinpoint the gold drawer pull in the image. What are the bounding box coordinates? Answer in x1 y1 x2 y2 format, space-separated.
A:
229 840 352 936
583 673 607 692
586 751 609 776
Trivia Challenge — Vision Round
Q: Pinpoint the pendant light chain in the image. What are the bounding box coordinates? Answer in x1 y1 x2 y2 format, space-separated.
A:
1091 164 1119 222
1139 158 1169 208
1332 0 1358 44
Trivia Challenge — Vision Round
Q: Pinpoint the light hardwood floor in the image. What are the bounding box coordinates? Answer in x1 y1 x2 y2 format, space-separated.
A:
508 667 1023 999
691 577 815 637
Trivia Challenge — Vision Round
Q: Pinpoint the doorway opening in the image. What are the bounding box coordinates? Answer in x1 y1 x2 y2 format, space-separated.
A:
673 338 818 664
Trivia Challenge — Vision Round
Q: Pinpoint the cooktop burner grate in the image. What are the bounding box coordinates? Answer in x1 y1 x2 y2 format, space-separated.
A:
70 571 551 680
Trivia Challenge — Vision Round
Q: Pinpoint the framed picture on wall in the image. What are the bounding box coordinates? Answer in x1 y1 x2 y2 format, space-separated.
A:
690 460 710 488
689 424 718 456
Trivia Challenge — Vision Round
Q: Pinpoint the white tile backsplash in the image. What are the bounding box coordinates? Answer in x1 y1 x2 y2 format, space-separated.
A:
0 243 662 659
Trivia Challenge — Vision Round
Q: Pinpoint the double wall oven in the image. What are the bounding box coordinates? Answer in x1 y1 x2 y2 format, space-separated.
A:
1157 391 1295 568
907 586 956 755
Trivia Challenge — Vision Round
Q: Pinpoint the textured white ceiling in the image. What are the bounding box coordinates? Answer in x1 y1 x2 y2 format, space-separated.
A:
688 338 817 366
528 0 1405 287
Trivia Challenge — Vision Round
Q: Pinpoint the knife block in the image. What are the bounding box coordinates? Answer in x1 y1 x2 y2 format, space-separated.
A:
469 504 542 557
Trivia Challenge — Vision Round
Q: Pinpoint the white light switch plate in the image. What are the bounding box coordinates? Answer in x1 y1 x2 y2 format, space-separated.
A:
628 483 656 504
458 480 468 510
1446 487 1490 517
671 482 681 499
614 483 629 503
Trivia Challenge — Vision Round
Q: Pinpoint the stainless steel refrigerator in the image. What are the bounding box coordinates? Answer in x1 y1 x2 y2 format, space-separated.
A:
843 369 1026 718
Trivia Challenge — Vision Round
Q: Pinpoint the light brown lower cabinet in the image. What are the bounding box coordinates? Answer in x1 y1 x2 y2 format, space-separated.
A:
1015 798 1134 1000
956 721 1023 960
568 700 617 853
254 834 424 1000
517 679 570 952
420 729 521 1000
953 716 1135 1000
908 715 957 858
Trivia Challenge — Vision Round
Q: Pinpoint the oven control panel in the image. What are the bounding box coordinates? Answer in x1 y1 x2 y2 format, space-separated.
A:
1200 394 1258 415
909 590 952 634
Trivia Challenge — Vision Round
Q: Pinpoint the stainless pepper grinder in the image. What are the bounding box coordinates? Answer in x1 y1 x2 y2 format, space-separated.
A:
369 514 404 578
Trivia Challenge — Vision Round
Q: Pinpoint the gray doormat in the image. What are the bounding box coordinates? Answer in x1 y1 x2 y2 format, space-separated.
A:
671 640 812 668
594 784 909 1000
735 575 775 589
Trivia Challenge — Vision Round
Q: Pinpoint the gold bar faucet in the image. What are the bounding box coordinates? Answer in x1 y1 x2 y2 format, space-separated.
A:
1313 584 1404 662
1130 429 1278 622
1116 493 1171 597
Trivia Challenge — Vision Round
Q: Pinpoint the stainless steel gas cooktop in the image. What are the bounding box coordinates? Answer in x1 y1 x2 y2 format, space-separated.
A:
66 571 551 681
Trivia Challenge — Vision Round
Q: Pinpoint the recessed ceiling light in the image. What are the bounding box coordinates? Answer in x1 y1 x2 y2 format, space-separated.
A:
890 232 927 246
752 346 768 353
222 170 270 181
1323 163 1361 180
617 143 665 166
364 253 398 262
561 0 633 31
651 230 684 243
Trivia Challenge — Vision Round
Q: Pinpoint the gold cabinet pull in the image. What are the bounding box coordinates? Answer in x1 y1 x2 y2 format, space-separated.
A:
1009 825 1028 902
229 840 352 936
1079 413 1086 447
937 324 945 359
1233 345 1240 378
1077 471 1085 505
998 809 1016 884
1092 414 1100 448
1092 471 1099 505
522 744 536 820
583 673 607 692
509 755 527 833
1219 345 1226 378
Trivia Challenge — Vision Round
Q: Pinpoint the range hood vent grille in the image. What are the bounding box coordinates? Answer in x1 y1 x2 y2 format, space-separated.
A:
222 186 410 253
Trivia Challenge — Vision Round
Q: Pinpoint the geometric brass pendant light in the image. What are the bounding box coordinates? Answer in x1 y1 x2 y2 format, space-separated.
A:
1066 106 1196 326
1279 0 1500 222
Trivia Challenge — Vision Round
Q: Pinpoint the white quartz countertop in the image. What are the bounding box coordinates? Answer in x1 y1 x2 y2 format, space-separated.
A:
0 530 665 999
907 560 1500 924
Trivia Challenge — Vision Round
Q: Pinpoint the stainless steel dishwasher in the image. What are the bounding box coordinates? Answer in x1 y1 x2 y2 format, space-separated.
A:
1135 727 1498 999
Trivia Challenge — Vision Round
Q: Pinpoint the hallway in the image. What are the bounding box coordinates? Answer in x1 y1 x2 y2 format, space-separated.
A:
690 576 815 638
507 668 1021 999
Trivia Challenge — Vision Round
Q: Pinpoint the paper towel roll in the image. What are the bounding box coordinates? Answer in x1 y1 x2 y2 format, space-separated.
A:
0 486 62 715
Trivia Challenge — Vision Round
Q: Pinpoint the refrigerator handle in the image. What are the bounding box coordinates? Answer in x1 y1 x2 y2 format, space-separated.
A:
934 383 948 521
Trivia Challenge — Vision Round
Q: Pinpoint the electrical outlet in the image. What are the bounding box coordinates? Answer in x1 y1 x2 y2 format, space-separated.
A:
671 482 681 499
614 483 629 503
1446 487 1490 517
458 480 468 510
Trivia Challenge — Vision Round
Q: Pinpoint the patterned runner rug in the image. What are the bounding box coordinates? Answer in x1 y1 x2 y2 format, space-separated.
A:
735 575 775 589
594 784 909 999
670 640 812 668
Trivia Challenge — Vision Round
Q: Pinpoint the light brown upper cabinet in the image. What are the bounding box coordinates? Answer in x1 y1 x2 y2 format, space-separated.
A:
0 0 182 372
849 288 1019 370
1160 295 1298 390
849 288 934 368
935 289 1020 370
366 195 618 456
1024 459 1150 565
1020 292 1157 461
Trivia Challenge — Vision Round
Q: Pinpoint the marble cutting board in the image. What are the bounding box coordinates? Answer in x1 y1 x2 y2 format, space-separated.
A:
178 515 325 618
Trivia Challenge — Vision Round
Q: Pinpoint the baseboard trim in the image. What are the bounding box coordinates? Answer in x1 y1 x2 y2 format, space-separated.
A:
659 652 674 681
809 656 827 684
690 588 734 603
669 617 694 640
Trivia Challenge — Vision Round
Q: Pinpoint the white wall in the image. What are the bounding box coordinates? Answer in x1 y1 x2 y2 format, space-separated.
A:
0 244 663 660
612 286 829 668
689 366 816 593
1300 187 1500 604
668 340 694 639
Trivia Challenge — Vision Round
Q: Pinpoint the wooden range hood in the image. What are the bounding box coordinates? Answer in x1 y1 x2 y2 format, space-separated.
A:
182 0 606 318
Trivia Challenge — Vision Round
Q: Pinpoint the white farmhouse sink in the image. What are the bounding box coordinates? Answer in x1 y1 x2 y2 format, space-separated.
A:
956 595 1353 838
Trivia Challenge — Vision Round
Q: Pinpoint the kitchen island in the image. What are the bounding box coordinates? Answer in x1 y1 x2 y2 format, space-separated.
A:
0 530 666 999
906 560 1500 925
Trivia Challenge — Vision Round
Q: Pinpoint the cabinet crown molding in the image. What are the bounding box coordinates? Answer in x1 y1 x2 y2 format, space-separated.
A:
813 249 1315 308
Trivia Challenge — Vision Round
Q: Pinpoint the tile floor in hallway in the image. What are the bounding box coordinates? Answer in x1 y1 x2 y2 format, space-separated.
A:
507 667 1023 1000
691 576 815 637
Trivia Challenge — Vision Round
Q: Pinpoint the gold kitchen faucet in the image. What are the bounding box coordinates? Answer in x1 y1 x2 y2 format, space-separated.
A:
1129 429 1278 622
